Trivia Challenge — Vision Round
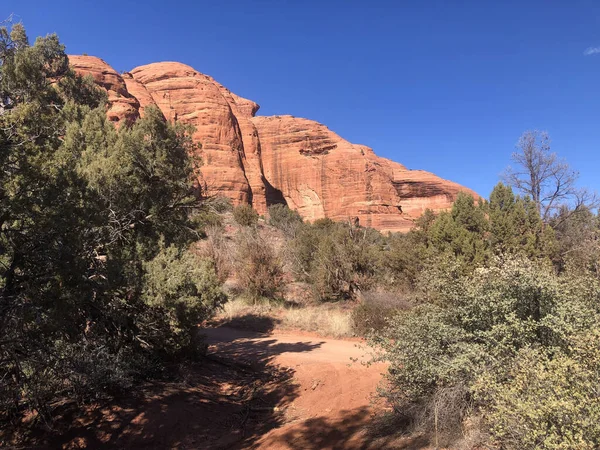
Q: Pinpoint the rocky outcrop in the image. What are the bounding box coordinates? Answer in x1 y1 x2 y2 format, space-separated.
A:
252 115 473 231
69 56 140 124
70 55 477 232
128 62 254 206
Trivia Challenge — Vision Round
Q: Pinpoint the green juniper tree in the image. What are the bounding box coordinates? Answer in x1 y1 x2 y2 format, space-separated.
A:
0 24 223 423
488 182 549 258
427 192 489 271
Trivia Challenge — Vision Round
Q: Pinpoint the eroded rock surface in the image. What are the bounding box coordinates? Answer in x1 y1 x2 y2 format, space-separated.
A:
70 55 476 232
69 55 140 124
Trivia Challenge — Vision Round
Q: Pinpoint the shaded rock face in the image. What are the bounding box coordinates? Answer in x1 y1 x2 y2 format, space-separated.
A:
70 55 477 232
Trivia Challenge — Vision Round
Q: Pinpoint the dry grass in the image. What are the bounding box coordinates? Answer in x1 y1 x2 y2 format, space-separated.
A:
220 297 273 321
282 305 353 338
214 298 355 338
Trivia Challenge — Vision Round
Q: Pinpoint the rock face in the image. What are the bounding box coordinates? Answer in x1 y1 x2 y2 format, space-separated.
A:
68 56 140 124
70 55 477 232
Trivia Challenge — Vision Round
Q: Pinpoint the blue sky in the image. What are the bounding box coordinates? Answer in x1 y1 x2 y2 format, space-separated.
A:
4 1 600 198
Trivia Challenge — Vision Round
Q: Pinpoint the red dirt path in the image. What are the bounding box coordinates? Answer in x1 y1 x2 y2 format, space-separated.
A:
5 327 430 449
202 327 429 449
204 327 384 449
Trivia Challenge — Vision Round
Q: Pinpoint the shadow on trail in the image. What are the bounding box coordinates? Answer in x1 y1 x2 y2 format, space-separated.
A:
203 326 325 370
23 326 324 449
215 313 281 333
270 407 431 450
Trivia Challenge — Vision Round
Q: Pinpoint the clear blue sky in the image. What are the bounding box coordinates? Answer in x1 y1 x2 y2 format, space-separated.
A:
4 1 600 198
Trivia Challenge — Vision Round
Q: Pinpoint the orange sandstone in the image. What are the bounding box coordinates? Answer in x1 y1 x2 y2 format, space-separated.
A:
70 55 477 232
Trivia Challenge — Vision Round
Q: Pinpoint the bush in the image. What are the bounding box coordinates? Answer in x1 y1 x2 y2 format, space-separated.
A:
196 224 233 283
235 231 284 302
384 232 427 290
310 232 353 300
369 256 600 447
268 204 303 236
475 341 600 450
191 207 223 232
289 221 384 301
233 204 259 227
351 290 411 336
207 195 233 213
142 244 226 353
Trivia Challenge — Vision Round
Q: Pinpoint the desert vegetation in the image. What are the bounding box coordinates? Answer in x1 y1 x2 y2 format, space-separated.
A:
2 22 600 450
207 155 600 448
0 24 225 427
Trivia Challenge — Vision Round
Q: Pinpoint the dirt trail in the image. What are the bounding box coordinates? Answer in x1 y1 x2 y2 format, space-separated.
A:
204 326 372 365
20 327 428 449
204 327 392 449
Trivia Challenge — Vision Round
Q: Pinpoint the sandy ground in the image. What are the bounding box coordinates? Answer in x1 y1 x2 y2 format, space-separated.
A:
203 327 384 449
203 327 427 450
5 327 430 449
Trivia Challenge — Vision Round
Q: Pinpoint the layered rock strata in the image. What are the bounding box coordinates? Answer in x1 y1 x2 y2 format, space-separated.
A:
70 56 476 232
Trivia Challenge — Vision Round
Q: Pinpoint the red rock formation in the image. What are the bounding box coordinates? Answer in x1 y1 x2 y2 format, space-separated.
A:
69 55 477 232
129 62 255 206
69 55 140 124
252 115 474 231
121 73 158 118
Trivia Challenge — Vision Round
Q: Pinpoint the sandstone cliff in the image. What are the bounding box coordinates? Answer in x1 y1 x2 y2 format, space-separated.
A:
70 56 476 232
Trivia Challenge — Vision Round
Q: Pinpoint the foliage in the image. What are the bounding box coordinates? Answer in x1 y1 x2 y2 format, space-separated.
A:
0 24 221 424
488 182 547 257
235 230 284 302
550 206 600 275
369 256 600 447
289 220 384 301
72 105 200 253
475 340 600 450
206 195 233 213
383 211 433 289
384 185 552 290
427 192 489 270
142 244 226 352
351 290 411 335
233 203 259 226
197 224 233 283
267 204 303 236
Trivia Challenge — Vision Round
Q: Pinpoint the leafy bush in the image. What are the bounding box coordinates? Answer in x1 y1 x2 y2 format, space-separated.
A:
369 256 600 447
233 204 259 226
235 231 284 302
289 221 384 301
475 341 600 450
142 244 226 353
384 231 428 290
268 204 303 236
